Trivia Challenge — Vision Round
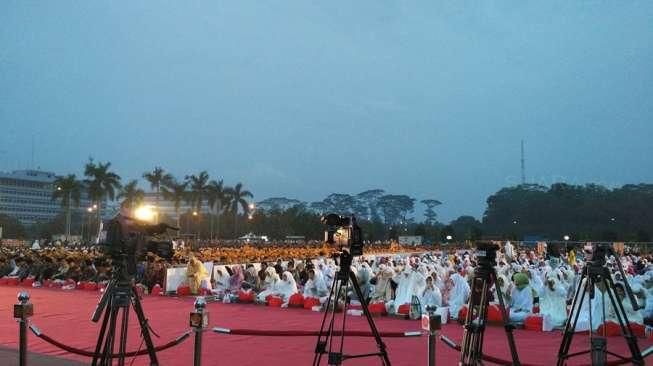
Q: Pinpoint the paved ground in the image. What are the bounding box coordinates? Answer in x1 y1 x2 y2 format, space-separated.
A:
0 346 86 366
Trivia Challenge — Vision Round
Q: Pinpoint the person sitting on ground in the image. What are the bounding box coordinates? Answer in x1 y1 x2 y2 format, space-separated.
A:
257 267 281 302
186 254 210 295
275 271 299 307
303 268 328 299
421 276 442 312
509 272 534 323
540 270 568 330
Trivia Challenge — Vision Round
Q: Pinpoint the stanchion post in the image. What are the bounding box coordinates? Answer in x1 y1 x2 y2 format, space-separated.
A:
190 297 209 366
14 291 33 366
422 305 441 366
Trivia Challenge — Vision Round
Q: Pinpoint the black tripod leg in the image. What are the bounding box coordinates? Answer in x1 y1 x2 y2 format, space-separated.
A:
313 277 338 366
100 302 120 366
476 278 490 365
460 277 479 366
348 272 391 366
557 273 589 366
92 294 113 366
326 278 345 365
493 273 521 366
117 305 130 366
132 290 159 366
603 278 643 365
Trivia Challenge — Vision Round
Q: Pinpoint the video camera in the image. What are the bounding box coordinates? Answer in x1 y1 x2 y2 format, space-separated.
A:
322 213 363 257
475 241 499 269
97 214 178 274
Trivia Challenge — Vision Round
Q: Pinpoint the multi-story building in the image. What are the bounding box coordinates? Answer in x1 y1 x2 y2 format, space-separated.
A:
141 192 209 221
0 169 102 225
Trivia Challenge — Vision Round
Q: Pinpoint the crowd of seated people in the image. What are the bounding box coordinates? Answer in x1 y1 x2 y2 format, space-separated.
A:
3 240 653 334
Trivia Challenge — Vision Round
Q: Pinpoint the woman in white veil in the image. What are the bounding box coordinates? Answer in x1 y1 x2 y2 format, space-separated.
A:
275 271 298 307
448 272 471 319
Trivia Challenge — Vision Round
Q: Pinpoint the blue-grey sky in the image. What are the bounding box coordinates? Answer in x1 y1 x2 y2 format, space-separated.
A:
1 1 652 222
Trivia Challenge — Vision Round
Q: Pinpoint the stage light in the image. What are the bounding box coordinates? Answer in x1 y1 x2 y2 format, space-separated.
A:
563 235 570 241
134 205 156 222
446 235 453 241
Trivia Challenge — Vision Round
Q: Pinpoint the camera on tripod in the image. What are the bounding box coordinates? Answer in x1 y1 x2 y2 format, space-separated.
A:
96 212 177 275
322 213 363 257
475 241 499 268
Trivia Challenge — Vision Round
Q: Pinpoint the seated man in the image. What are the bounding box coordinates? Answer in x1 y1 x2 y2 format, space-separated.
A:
509 272 533 323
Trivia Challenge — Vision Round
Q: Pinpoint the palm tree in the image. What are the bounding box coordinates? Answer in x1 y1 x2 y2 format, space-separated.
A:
52 174 82 238
117 180 145 210
226 182 253 237
206 179 229 240
143 167 172 223
84 159 121 233
161 179 188 229
185 171 210 238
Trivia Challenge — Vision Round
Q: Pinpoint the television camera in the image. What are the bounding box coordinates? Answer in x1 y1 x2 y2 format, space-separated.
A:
322 213 363 257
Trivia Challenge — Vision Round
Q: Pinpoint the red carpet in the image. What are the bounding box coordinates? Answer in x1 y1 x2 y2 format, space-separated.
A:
0 286 651 365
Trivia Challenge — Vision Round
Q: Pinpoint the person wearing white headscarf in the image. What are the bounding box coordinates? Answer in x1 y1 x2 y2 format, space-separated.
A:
275 271 298 307
447 273 470 319
257 267 280 302
572 279 604 331
371 264 394 302
421 276 442 312
393 268 414 306
303 268 329 298
212 268 230 294
540 270 568 330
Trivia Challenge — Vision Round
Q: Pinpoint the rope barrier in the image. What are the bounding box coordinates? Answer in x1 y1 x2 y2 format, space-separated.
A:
440 334 640 366
212 327 422 338
29 324 191 358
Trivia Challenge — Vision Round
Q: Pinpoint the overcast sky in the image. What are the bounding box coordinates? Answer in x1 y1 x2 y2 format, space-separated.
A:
1 1 652 222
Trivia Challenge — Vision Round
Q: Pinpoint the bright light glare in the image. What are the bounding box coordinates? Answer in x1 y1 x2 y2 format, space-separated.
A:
446 235 453 241
134 205 156 222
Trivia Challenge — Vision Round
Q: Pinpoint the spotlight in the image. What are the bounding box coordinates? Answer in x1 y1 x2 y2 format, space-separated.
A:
133 205 156 222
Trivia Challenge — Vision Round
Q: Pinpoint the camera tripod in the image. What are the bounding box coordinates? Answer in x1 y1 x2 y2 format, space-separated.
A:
91 262 159 366
557 246 643 366
312 249 391 366
459 245 521 366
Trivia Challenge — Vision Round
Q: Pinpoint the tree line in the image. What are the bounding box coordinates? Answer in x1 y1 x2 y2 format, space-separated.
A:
42 159 254 240
4 165 653 243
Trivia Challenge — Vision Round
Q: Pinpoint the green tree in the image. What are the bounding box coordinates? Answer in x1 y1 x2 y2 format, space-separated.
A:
0 214 26 238
226 182 253 237
161 179 188 229
143 167 173 222
185 171 210 238
421 199 442 225
84 159 122 232
52 174 82 238
117 180 145 209
206 179 230 240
